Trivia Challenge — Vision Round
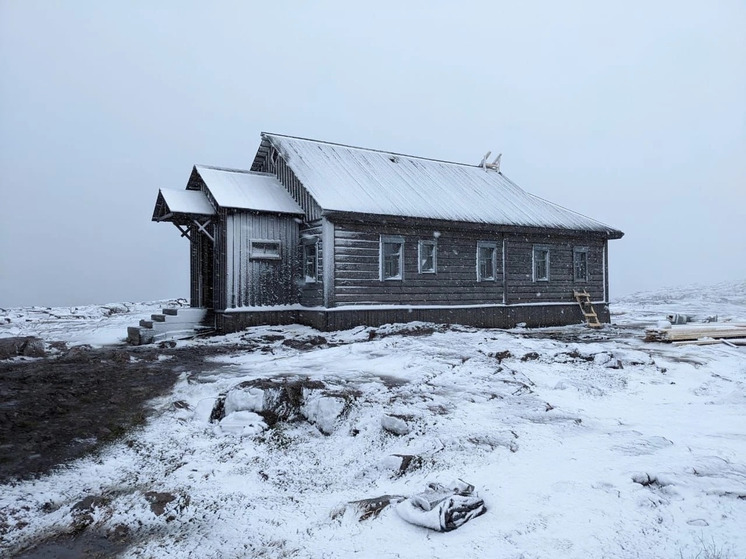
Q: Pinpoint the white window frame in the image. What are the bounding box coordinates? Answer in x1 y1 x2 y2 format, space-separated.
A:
249 239 281 260
380 235 404 281
573 246 589 282
302 239 319 283
532 245 550 282
476 241 497 282
418 240 437 274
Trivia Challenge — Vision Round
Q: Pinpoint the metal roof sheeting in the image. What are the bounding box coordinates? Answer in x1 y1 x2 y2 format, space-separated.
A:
195 165 304 214
159 188 216 216
264 134 622 236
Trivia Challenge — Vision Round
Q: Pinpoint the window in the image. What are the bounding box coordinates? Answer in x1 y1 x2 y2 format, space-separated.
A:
380 235 404 280
418 240 437 274
573 247 588 282
477 241 497 281
533 245 550 281
303 240 318 283
249 239 281 260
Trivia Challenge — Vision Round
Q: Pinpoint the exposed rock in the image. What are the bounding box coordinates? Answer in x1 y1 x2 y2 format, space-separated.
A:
211 377 325 425
490 350 512 362
381 414 412 436
70 495 109 533
72 495 109 513
209 377 354 435
382 454 423 476
0 336 45 359
144 491 176 516
301 390 351 435
219 410 267 435
61 345 93 362
109 523 130 541
281 336 328 350
22 338 46 358
338 495 405 521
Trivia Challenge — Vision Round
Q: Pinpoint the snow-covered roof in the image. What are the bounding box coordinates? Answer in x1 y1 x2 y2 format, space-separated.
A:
195 165 304 215
158 188 215 216
263 133 622 236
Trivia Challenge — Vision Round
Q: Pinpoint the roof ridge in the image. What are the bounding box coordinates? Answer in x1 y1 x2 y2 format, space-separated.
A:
262 132 483 169
196 164 272 176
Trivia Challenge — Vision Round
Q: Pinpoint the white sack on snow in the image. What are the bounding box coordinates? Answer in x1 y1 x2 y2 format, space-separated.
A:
395 482 486 532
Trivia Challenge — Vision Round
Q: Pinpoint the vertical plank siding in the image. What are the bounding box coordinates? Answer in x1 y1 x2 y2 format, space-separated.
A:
224 212 299 308
259 152 322 222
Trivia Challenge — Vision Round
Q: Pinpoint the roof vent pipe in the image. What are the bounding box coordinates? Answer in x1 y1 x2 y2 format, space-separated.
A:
480 152 502 172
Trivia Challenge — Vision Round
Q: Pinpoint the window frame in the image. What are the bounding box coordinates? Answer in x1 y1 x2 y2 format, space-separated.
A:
476 241 497 282
249 239 281 260
418 240 437 274
532 244 550 282
302 238 319 283
573 246 589 282
380 235 405 281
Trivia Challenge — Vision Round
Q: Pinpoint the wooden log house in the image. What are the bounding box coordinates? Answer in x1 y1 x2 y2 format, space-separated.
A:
150 133 624 335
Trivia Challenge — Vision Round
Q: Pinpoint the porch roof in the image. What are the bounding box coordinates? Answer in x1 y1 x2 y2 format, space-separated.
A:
152 188 216 221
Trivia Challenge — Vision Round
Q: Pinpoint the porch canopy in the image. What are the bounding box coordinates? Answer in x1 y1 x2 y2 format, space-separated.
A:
152 188 217 241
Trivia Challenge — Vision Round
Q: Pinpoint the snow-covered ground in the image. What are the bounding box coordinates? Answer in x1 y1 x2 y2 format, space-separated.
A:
1 282 745 558
0 300 185 347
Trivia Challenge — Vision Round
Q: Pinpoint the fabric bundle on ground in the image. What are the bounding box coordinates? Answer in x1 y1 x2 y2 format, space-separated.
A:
395 480 486 531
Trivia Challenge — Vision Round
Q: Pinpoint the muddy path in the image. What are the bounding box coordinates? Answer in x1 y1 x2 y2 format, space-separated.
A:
0 342 247 484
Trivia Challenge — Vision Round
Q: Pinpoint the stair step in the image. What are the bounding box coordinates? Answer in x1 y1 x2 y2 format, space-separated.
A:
127 326 155 345
127 307 212 345
168 308 209 321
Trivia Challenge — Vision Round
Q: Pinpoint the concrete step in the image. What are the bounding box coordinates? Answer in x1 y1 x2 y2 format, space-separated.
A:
167 308 209 321
127 326 155 345
127 307 212 345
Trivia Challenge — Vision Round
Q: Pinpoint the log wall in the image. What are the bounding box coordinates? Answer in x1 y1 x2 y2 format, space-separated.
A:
328 219 607 307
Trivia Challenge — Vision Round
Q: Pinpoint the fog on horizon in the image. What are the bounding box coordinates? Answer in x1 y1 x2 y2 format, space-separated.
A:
1 1 744 308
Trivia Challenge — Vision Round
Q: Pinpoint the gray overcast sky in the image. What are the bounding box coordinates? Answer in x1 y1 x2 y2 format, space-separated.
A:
1 1 744 308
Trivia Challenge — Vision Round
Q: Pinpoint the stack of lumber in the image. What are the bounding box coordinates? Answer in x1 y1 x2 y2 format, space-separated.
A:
645 324 746 345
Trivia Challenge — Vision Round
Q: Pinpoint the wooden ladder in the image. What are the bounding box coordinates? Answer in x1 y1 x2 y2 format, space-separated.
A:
573 289 602 328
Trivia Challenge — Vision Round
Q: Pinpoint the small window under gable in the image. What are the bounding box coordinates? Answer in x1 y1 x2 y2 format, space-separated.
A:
418 240 437 274
250 239 281 260
533 245 550 281
573 246 589 282
477 241 497 281
303 238 318 283
380 235 404 281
